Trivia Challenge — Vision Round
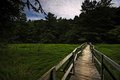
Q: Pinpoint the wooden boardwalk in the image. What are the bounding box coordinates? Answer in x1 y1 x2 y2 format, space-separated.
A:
70 45 101 80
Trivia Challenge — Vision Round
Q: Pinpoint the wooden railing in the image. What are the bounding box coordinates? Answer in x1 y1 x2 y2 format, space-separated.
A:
90 44 120 80
38 43 87 80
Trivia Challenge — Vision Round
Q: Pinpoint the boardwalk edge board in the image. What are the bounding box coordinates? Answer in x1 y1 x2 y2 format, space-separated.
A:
39 43 87 80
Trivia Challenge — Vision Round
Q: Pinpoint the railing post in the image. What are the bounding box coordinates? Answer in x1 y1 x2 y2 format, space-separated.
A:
62 57 72 73
92 51 94 63
50 67 56 80
101 55 104 80
72 52 75 75
90 44 94 63
76 48 80 60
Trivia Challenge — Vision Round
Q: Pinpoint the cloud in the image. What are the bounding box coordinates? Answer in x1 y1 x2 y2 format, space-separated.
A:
24 7 45 20
112 0 120 7
25 0 120 20
40 0 83 19
25 0 84 20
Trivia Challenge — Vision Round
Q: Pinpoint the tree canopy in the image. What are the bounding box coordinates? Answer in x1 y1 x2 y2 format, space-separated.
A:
0 0 45 45
0 0 120 44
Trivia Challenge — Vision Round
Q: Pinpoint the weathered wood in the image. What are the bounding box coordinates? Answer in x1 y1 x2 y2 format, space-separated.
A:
94 49 120 72
62 56 72 73
101 55 104 80
90 44 120 80
74 53 78 61
104 55 120 72
73 48 77 53
39 67 55 80
50 67 56 80
72 52 75 74
70 45 101 80
61 63 73 80
55 47 80 71
39 43 86 80
77 51 81 54
103 63 117 80
76 51 81 59
55 52 73 71
93 56 101 66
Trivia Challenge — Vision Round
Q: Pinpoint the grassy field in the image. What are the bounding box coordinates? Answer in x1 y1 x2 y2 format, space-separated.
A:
95 44 120 64
0 44 79 80
94 44 120 80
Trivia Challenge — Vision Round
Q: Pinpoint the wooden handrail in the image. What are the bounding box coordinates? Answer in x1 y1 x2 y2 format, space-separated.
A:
90 44 120 80
94 49 120 72
38 67 56 80
39 43 87 80
61 63 73 80
55 52 73 71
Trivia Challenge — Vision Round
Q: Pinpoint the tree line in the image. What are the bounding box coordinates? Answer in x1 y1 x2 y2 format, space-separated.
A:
1 0 120 44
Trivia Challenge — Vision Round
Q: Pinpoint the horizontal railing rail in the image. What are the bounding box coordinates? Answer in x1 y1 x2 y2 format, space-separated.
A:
39 43 87 80
94 49 120 72
90 43 120 80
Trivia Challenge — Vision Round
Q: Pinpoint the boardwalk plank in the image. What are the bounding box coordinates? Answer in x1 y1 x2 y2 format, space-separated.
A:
70 45 101 80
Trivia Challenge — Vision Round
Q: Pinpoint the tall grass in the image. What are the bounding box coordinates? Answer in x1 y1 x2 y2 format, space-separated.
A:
95 44 120 64
0 44 79 80
95 44 120 80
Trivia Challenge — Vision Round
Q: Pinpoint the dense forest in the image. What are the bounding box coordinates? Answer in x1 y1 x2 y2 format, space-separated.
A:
1 0 120 44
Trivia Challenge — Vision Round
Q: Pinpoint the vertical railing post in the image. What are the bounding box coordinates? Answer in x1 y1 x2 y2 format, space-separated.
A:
50 67 56 80
101 55 104 80
90 44 94 63
81 45 84 54
72 52 75 75
62 57 72 73
92 52 94 63
76 47 80 59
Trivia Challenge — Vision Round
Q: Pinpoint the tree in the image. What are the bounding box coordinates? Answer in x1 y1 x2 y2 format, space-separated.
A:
100 0 112 7
79 0 115 43
107 25 120 43
0 0 44 45
39 12 57 43
81 0 98 13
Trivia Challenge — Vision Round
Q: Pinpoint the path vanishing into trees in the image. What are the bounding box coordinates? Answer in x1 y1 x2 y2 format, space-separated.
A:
70 45 101 80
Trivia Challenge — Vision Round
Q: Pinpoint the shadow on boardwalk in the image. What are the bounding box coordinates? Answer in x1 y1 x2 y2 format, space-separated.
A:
70 45 101 80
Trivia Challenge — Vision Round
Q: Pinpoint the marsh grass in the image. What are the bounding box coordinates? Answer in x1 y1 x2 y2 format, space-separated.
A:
95 44 120 64
0 44 79 80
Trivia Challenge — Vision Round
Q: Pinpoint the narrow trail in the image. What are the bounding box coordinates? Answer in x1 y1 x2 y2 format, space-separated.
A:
70 45 101 80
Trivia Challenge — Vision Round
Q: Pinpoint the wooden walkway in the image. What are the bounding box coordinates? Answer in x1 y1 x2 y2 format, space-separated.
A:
70 45 101 80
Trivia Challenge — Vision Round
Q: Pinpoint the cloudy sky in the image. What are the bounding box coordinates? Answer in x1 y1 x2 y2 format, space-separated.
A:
25 0 120 20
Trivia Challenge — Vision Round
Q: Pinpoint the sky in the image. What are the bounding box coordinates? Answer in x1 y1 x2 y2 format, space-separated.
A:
25 0 83 20
25 0 120 20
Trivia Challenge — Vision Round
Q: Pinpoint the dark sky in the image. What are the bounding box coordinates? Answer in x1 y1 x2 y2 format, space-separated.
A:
25 0 120 20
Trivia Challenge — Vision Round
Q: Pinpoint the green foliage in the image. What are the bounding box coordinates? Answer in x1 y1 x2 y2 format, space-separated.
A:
12 6 120 43
3 0 120 44
0 44 78 80
79 0 120 43
95 44 120 64
95 44 120 79
0 0 45 46
0 0 23 44
107 25 120 43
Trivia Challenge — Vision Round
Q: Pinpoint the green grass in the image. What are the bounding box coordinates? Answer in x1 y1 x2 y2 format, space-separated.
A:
95 44 120 64
0 44 79 80
94 44 120 80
